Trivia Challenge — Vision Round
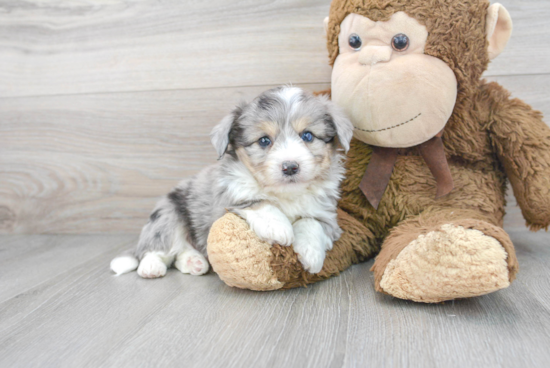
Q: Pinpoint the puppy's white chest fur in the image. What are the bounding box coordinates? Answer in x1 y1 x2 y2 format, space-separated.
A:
227 163 338 223
224 163 336 220
269 186 336 223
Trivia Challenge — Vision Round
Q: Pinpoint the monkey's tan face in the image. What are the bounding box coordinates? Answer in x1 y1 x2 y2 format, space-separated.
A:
331 12 458 148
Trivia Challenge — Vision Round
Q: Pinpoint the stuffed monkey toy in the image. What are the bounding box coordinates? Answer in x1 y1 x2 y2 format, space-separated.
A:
207 0 550 303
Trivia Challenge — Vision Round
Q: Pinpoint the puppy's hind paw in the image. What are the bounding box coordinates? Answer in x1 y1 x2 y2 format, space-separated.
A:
175 250 210 276
137 253 167 279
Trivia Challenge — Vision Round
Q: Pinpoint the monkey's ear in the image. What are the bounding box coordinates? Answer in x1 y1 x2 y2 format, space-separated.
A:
210 105 243 159
323 17 329 34
486 3 513 60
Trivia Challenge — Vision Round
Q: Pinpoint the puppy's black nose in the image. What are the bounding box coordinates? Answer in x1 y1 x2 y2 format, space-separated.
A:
282 161 300 176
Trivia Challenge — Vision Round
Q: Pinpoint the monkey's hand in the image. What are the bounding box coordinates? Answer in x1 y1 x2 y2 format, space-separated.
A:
486 82 550 230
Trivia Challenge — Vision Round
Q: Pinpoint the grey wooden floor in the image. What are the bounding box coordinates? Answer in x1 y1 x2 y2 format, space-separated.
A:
0 228 549 368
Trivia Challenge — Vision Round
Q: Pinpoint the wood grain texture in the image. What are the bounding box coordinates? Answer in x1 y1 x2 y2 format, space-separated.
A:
0 235 136 335
0 234 135 303
0 83 333 234
1 74 549 234
0 0 333 98
0 0 549 234
0 0 548 98
0 232 548 368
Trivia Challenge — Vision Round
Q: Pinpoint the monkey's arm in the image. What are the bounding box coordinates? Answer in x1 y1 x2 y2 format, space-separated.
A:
485 82 550 230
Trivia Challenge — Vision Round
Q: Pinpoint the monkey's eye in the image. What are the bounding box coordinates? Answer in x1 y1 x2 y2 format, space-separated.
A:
391 34 409 51
301 131 313 142
258 136 272 147
348 34 362 51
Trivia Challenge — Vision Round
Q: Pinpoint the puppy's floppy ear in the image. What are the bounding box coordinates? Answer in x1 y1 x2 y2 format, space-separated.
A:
325 100 353 153
210 104 244 159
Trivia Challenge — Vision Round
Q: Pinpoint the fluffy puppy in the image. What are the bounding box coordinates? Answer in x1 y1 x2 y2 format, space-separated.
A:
110 87 353 278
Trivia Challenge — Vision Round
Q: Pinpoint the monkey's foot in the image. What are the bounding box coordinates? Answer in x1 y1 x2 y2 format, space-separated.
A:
372 219 518 303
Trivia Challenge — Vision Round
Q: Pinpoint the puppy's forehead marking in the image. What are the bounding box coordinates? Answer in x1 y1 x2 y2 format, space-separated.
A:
259 121 279 138
292 117 311 133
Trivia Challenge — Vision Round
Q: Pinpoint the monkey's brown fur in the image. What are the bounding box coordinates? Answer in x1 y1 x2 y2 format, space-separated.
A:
207 0 550 300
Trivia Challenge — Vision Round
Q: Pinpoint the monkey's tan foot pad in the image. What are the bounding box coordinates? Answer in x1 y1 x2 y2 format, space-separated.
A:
207 213 284 291
376 224 512 303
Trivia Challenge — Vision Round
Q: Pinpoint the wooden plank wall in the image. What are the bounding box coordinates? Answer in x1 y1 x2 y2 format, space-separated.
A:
0 0 549 234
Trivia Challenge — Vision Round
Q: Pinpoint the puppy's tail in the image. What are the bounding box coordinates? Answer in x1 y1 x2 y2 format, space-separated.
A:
110 252 139 275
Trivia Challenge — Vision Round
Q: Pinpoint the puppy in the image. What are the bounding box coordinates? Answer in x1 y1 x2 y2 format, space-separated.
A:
110 86 353 278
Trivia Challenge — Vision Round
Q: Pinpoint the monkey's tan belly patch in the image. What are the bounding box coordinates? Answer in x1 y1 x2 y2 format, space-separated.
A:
380 224 510 303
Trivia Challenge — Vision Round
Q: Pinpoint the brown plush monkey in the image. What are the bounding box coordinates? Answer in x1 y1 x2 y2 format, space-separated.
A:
207 0 550 303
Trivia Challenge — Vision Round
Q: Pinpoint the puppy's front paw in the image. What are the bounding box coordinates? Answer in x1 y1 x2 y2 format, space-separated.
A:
293 218 333 274
253 219 295 246
137 253 167 279
294 243 326 274
237 204 294 246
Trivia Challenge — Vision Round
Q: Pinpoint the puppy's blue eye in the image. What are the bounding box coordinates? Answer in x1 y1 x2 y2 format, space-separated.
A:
258 136 271 147
301 131 313 142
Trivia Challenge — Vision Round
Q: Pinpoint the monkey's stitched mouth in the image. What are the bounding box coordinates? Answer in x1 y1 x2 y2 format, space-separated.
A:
353 113 422 133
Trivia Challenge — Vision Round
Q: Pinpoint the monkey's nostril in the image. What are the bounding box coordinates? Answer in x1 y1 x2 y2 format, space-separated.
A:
282 161 300 176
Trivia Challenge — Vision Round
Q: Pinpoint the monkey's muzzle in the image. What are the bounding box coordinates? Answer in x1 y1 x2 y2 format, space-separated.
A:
332 53 457 148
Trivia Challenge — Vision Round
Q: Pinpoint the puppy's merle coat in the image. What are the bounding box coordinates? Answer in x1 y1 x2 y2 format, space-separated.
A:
110 87 353 278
